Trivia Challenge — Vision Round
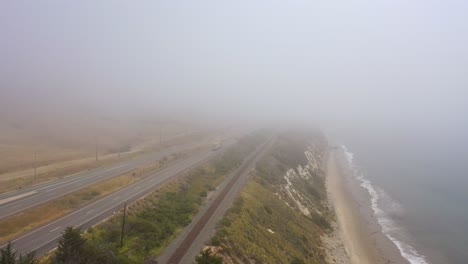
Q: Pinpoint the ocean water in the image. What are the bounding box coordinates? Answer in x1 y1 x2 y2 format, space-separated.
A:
334 127 468 264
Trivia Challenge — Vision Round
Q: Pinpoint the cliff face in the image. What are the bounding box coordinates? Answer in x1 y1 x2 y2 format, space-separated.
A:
208 131 334 264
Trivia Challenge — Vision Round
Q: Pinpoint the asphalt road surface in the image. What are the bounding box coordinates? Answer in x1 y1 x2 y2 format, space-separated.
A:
158 136 275 264
0 139 235 257
0 138 213 220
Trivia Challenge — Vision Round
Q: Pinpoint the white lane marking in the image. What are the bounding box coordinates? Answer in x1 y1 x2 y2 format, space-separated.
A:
49 227 61 233
113 196 120 201
86 209 95 215
112 164 129 170
63 171 85 178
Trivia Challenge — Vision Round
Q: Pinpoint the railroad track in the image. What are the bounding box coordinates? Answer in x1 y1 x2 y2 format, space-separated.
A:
163 136 275 264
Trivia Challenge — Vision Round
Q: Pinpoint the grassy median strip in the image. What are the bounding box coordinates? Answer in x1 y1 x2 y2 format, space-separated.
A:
0 151 190 243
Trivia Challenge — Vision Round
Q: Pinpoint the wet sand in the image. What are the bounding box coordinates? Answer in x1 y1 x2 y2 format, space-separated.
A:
326 149 409 264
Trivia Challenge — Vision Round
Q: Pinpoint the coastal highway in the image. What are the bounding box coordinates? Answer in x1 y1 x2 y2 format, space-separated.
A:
0 139 235 257
0 138 213 220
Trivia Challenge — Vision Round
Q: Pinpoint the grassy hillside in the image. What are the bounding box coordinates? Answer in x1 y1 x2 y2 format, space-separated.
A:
209 131 332 264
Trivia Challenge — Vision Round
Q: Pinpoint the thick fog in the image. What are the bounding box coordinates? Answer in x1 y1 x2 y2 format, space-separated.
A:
1 1 467 132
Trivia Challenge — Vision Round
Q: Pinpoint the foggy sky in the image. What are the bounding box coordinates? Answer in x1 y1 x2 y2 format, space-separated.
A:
1 1 467 129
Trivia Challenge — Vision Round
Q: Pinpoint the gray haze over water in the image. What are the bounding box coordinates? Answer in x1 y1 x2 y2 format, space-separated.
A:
1 1 468 263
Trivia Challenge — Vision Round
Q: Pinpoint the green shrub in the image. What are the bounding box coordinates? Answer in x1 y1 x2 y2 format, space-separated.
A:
291 257 305 264
309 213 332 231
211 236 221 246
263 205 272 215
195 249 223 264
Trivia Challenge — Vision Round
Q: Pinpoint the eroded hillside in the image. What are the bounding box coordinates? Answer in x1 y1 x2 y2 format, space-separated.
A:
207 131 338 264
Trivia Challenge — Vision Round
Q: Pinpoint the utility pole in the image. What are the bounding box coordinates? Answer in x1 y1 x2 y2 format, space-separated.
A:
95 136 99 161
159 126 163 145
34 151 37 181
120 202 127 248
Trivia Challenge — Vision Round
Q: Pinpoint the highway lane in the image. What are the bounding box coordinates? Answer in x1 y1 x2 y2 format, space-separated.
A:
0 138 213 220
1 139 235 257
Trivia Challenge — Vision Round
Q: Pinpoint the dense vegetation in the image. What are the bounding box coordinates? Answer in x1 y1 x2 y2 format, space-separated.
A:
0 242 37 264
195 249 223 264
209 131 332 264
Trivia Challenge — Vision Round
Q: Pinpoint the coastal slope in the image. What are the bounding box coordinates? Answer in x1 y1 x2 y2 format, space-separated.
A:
204 131 348 264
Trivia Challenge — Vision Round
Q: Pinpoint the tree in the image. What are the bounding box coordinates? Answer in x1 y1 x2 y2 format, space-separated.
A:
82 242 117 264
55 227 86 264
194 248 223 264
18 252 38 264
0 241 37 264
0 242 16 264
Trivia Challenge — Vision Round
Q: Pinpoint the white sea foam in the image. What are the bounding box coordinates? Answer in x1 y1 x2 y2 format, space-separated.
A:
341 145 430 264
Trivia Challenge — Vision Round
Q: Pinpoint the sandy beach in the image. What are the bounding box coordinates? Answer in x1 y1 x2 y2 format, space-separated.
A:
326 149 410 264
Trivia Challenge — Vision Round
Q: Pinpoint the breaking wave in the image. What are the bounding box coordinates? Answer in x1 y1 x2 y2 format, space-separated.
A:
341 145 430 264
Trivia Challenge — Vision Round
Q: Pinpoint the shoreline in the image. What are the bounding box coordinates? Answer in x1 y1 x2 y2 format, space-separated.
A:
326 148 410 264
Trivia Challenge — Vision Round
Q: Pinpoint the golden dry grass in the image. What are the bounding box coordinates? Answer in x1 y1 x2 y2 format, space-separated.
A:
0 118 193 175
0 131 206 194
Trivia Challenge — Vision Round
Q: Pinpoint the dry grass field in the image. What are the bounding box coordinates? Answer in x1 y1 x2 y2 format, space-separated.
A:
0 113 204 192
0 117 189 173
